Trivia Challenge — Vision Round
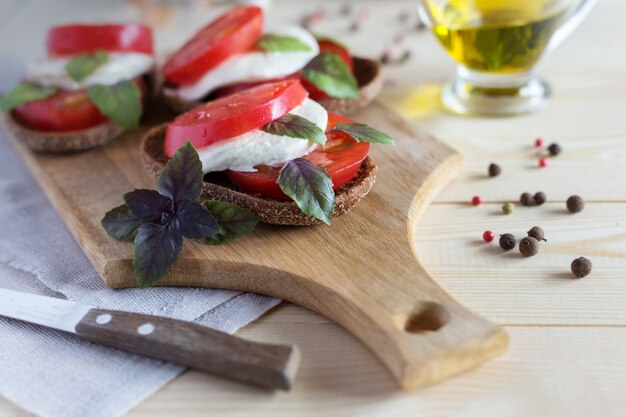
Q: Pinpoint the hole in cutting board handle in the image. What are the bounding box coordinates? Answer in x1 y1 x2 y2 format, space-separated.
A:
403 302 450 333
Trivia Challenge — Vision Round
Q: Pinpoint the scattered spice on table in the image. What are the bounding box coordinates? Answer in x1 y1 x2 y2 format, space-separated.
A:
534 191 546 205
571 257 592 278
483 230 495 242
502 202 515 215
472 196 482 206
535 138 544 147
519 236 539 257
527 226 546 242
488 163 501 177
567 195 585 213
499 233 516 251
538 158 548 168
548 143 562 156
520 192 534 206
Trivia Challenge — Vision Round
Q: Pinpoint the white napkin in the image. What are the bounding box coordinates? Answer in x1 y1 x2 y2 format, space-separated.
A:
0 132 280 417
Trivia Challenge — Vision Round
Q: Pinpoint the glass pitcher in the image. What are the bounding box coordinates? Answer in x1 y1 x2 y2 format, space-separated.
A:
417 0 597 115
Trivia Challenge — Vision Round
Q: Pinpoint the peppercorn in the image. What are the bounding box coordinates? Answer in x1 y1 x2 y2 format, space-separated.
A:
538 158 548 168
519 236 539 257
472 196 482 206
488 163 502 177
499 233 516 251
483 230 494 242
533 192 546 206
527 226 547 242
571 257 592 278
502 202 515 215
520 192 534 206
566 195 585 213
535 138 543 147
547 143 562 156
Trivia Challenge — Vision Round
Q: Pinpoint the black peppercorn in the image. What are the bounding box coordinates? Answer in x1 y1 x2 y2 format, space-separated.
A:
488 163 502 177
533 192 546 206
519 236 539 257
499 233 516 251
547 143 562 156
571 257 592 278
566 195 585 213
527 226 546 242
520 192 534 206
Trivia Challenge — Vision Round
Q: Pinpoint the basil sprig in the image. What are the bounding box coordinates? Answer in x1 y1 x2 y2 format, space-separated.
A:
102 142 259 287
87 80 142 131
258 33 313 52
0 82 58 111
263 113 326 147
330 123 395 145
65 51 108 82
302 52 359 99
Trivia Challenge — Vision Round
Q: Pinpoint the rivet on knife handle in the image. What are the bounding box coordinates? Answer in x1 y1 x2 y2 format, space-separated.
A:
75 309 300 390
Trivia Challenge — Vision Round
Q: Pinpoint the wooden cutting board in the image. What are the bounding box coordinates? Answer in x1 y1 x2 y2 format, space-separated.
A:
6 101 508 390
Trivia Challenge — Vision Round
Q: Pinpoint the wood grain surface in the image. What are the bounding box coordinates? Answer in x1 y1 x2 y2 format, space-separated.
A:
1 0 625 415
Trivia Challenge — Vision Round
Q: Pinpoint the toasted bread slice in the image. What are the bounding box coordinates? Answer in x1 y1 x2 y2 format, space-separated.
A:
140 123 377 226
159 56 383 116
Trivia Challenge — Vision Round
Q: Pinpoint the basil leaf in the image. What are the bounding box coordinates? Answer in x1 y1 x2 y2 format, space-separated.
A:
258 33 313 52
331 123 395 145
0 82 58 112
134 224 182 288
263 114 326 147
277 158 335 225
172 199 219 239
65 51 108 82
124 189 172 223
87 80 142 130
202 200 260 245
158 141 203 202
101 204 143 242
302 52 358 99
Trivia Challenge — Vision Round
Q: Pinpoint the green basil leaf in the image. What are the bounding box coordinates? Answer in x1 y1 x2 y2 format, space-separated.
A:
258 33 313 52
134 224 183 288
331 123 395 145
263 114 326 147
124 189 172 224
0 82 58 112
276 158 335 225
173 199 219 239
302 52 359 99
101 203 143 242
65 50 108 82
202 200 260 245
158 141 203 202
87 80 142 130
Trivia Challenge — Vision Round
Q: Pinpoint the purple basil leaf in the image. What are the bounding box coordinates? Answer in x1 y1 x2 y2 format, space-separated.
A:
262 113 326 146
172 199 219 239
101 203 143 242
158 141 203 202
202 200 260 245
133 224 183 288
276 158 335 225
124 189 172 223
331 123 395 145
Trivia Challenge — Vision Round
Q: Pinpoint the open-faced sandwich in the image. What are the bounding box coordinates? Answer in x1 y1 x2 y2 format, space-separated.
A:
160 6 381 115
1 24 154 153
143 79 393 226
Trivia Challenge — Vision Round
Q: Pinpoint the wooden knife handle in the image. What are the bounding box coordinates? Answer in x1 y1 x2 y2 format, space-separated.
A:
74 308 300 390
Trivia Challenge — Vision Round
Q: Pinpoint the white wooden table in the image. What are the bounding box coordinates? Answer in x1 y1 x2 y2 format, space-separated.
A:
1 0 625 415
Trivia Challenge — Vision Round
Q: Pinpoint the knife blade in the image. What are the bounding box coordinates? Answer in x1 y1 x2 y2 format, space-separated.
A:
0 288 299 390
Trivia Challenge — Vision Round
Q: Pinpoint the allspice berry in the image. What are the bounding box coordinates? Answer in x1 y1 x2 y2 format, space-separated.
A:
527 226 546 242
488 163 502 177
502 202 515 215
499 233 516 251
571 257 592 278
519 236 539 257
520 192 534 206
533 192 546 206
566 195 585 213
548 143 562 156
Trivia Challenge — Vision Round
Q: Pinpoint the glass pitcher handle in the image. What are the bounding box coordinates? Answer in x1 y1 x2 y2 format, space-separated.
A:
548 0 597 52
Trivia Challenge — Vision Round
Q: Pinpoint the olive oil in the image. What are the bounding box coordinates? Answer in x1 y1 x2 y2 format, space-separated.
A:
428 0 569 73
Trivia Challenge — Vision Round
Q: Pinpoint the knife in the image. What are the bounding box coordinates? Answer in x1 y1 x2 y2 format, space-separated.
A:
0 288 300 390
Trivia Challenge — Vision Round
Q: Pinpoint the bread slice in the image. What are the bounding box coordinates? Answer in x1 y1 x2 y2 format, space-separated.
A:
140 123 377 226
159 56 383 116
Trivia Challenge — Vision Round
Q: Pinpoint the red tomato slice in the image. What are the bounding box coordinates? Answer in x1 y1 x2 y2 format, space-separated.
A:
12 78 147 132
164 79 308 157
163 7 263 86
47 24 153 56
210 73 300 99
225 112 370 200
301 38 355 100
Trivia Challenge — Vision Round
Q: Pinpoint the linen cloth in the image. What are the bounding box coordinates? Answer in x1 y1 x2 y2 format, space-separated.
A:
0 121 280 417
